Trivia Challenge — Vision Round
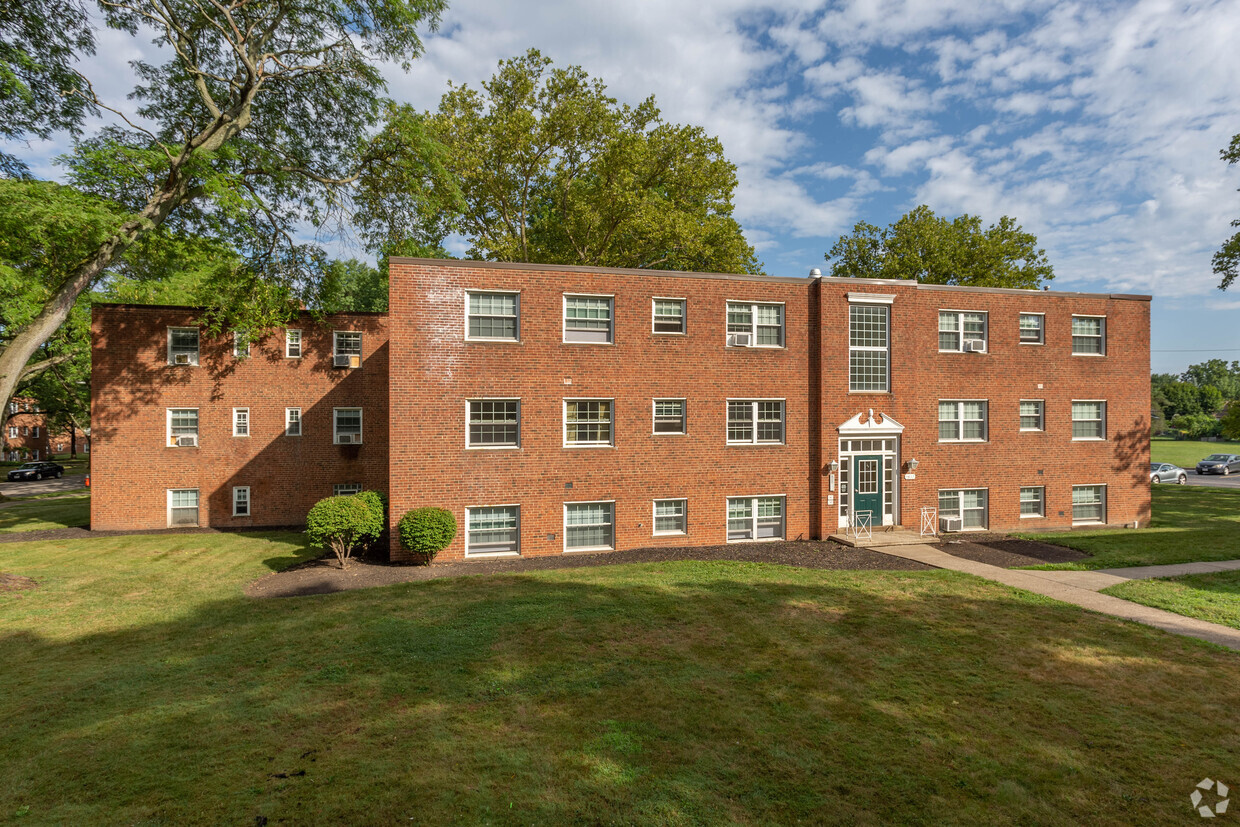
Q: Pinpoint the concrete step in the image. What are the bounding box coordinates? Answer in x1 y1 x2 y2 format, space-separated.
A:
829 530 940 548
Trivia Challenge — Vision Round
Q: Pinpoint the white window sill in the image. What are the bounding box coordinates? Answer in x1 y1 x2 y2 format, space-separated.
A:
1019 514 1045 519
653 432 687 436
563 443 614 449
725 345 785 350
726 442 786 447
334 440 364 445
464 551 521 558
1019 428 1045 433
848 390 891 395
726 536 785 543
564 546 614 553
561 340 615 346
466 445 521 451
1072 352 1106 357
1072 437 1106 442
653 530 687 537
1072 520 1105 526
652 331 686 336
465 338 522 344
1018 341 1044 346
938 439 989 444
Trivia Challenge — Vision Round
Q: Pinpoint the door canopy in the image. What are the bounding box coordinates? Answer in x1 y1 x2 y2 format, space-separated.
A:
838 409 904 435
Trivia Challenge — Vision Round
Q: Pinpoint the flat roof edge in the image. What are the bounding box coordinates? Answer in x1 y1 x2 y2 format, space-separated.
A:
915 283 1152 301
388 256 815 285
92 302 389 316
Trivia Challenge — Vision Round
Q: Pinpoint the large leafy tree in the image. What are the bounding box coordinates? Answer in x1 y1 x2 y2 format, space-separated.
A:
357 49 761 274
825 205 1054 288
0 0 445 430
1215 133 1240 290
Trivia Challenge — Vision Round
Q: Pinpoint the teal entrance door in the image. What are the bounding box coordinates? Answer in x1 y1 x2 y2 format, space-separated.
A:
852 454 883 523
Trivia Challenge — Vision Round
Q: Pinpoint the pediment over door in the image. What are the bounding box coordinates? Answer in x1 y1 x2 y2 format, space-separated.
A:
837 409 904 435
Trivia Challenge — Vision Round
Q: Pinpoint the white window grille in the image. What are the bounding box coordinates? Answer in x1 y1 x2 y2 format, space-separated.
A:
564 400 613 446
849 304 889 391
727 400 784 444
938 489 988 530
233 331 250 357
565 502 614 550
233 486 250 517
938 400 988 442
1072 485 1106 523
1019 314 1044 344
168 489 200 526
564 295 614 343
1072 316 1105 355
333 332 362 367
167 408 199 447
286 329 302 358
168 327 199 365
467 291 519 340
938 311 987 352
333 483 362 496
333 408 363 444
1019 400 1044 431
466 506 520 555
653 399 686 434
469 400 520 447
727 496 785 541
653 499 687 535
727 302 784 347
1020 487 1044 518
1072 401 1106 440
233 408 249 437
652 298 686 334
285 408 301 437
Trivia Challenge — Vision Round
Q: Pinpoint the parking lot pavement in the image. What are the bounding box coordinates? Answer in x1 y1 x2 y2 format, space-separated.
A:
0 473 88 499
1180 473 1240 490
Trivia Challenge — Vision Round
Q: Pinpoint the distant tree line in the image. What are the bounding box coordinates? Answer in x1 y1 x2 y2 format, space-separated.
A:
1152 359 1240 440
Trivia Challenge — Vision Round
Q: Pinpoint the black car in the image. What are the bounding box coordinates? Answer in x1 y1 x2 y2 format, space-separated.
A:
6 461 65 481
1196 454 1240 475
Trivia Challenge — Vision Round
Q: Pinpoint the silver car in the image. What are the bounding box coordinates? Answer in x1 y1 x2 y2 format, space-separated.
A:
1150 462 1187 484
1196 454 1240 475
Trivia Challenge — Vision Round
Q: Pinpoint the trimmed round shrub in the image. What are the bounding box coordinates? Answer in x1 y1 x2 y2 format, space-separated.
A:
398 507 457 563
306 494 385 569
355 490 388 524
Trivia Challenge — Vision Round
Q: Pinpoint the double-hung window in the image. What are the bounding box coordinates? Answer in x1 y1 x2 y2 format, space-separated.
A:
1020 487 1044 518
1072 316 1105 355
564 399 613 446
726 302 783 347
168 489 200 527
1072 485 1106 524
333 408 363 444
233 331 250 357
232 486 250 517
168 327 199 365
333 332 362 368
1019 313 1044 344
727 496 784 541
727 400 784 444
333 483 362 496
285 408 301 437
652 298 686 334
167 408 199 447
232 408 249 437
939 489 988 529
938 400 987 442
1019 400 1044 431
564 295 613 343
468 400 520 448
1072 401 1106 440
849 304 890 391
466 506 520 555
938 311 987 352
466 291 519 341
653 399 686 434
286 329 302 358
653 499 687 535
564 501 614 551
6 427 15 438
31 427 38 438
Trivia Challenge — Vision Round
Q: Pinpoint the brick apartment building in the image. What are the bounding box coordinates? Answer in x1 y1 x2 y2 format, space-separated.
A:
91 258 1151 561
3 399 89 462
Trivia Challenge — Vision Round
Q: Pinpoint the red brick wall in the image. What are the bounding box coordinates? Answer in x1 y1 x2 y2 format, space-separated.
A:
90 306 389 531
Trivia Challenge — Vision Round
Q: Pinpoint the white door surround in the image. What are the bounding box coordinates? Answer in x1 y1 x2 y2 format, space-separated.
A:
837 410 903 529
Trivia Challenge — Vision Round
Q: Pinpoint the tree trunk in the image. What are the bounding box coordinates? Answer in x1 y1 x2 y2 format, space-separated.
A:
69 420 77 459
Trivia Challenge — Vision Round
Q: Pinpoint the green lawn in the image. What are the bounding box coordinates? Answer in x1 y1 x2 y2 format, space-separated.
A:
1019 486 1240 570
1150 437 1240 469
4 487 89 502
2 533 1239 823
0 493 90 533
1103 570 1240 631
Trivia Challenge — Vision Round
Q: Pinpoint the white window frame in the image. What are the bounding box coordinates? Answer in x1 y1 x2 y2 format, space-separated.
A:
1071 400 1107 441
167 327 200 366
7 427 15 438
465 504 521 557
466 399 521 449
1071 315 1106 356
1019 399 1045 432
563 398 614 447
652 398 687 435
285 328 302 358
167 488 200 527
938 399 988 443
726 399 785 445
1019 312 1044 345
652 297 686 335
333 407 363 445
938 310 988 353
31 426 38 438
652 498 688 536
233 331 250 357
726 495 786 542
465 289 520 342
333 331 363 367
232 407 250 437
232 486 251 517
848 303 890 392
1072 484 1107 524
285 407 301 437
166 408 199 447
726 301 785 348
938 488 989 531
333 483 362 496
563 500 615 552
1019 486 1045 518
563 293 614 344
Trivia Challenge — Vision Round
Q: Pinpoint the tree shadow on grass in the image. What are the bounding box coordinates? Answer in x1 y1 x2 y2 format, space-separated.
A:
1 567 1239 824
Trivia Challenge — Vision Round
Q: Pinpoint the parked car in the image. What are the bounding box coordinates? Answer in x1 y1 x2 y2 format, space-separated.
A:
6 461 65 481
1150 462 1188 484
1196 454 1240 475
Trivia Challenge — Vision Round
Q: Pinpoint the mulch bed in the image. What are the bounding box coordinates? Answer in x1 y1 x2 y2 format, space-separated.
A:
246 540 934 599
0 572 37 592
934 533 1089 568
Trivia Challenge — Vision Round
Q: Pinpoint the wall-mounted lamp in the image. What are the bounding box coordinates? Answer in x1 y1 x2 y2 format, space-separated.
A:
828 460 839 473
906 458 920 471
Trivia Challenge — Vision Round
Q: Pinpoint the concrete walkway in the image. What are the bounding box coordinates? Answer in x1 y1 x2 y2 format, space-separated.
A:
872 544 1240 651
1097 559 1240 580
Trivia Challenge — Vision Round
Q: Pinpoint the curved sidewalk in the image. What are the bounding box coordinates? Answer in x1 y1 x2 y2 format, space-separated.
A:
873 544 1240 651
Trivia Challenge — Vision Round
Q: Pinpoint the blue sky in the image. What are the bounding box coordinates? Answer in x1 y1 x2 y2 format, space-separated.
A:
9 0 1240 373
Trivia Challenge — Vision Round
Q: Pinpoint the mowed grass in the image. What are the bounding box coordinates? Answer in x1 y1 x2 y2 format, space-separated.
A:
1150 437 1240 469
1019 486 1240 570
1104 570 1240 631
0 493 90 533
2 533 1240 823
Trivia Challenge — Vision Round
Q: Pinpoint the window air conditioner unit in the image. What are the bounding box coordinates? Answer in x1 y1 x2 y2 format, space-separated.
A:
939 516 963 532
963 339 987 353
729 333 752 347
332 354 356 368
176 435 198 448
173 353 192 365
337 433 359 444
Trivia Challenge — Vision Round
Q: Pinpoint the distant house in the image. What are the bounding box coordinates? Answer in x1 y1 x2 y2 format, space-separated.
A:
3 398 89 462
